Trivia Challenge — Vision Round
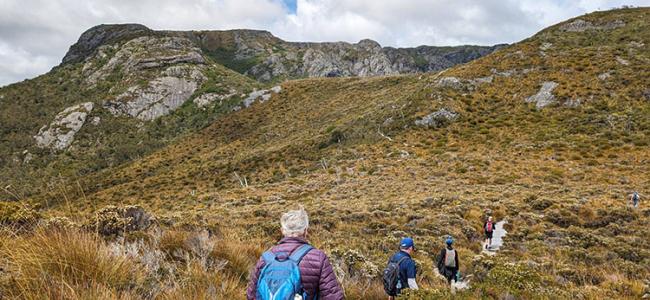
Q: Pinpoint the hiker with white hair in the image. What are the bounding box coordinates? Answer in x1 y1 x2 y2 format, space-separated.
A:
247 206 343 300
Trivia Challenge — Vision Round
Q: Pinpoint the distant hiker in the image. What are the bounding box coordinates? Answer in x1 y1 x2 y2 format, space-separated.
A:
630 191 641 208
483 216 495 249
246 206 343 300
437 237 459 288
383 237 418 299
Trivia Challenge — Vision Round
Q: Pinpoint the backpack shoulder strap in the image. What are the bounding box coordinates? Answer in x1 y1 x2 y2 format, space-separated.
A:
261 250 277 264
396 255 409 266
288 244 313 263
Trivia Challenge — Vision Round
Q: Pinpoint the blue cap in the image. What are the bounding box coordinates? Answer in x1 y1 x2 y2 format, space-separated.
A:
446 237 454 245
400 237 415 249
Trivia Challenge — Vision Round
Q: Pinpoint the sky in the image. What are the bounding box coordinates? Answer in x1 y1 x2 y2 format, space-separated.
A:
0 0 647 86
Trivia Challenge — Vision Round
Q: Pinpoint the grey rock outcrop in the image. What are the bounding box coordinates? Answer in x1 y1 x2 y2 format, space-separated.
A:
415 108 459 128
193 89 237 109
83 36 206 86
560 19 625 32
105 65 206 121
242 86 281 108
34 102 94 150
564 98 581 108
62 24 152 64
526 82 558 109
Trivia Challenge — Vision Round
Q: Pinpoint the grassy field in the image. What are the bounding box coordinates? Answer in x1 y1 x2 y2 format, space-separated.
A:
1 7 649 300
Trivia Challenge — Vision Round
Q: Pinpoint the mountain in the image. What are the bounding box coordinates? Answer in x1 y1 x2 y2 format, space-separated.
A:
1 7 649 300
0 24 501 199
63 24 506 81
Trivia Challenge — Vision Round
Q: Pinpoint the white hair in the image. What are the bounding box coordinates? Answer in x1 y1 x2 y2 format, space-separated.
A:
280 206 309 237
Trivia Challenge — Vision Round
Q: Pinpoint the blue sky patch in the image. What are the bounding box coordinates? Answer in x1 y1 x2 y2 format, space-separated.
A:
282 0 297 14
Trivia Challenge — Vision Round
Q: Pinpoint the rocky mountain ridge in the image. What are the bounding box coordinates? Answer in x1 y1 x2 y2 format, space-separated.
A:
63 24 505 82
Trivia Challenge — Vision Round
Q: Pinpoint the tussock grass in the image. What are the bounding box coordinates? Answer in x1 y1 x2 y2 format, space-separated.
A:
0 228 144 299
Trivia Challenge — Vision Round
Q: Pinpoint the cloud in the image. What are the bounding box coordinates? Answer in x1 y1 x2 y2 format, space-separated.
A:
0 0 646 86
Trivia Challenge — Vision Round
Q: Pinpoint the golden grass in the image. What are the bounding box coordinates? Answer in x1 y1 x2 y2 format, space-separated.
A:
0 228 144 299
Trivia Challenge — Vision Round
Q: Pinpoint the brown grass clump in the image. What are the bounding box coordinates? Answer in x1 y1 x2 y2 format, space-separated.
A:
0 228 144 299
210 233 266 280
157 261 243 300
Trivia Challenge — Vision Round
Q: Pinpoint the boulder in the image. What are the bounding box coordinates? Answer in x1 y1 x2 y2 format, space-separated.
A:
598 72 611 81
539 42 553 51
525 81 558 109
34 102 94 150
435 76 463 89
415 108 459 128
616 56 630 66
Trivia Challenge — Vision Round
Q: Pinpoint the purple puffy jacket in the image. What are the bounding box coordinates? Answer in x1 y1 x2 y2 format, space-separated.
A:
246 237 344 300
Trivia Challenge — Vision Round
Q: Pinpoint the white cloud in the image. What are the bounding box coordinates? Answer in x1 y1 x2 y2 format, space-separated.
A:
0 41 53 85
0 0 646 86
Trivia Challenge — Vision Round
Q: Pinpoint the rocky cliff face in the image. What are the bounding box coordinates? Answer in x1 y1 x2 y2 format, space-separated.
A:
63 25 505 82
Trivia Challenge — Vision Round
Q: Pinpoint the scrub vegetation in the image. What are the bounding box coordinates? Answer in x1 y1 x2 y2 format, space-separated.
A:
1 7 649 299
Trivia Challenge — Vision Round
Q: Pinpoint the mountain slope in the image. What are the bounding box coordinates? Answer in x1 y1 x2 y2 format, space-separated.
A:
0 34 263 198
0 24 500 200
3 7 650 299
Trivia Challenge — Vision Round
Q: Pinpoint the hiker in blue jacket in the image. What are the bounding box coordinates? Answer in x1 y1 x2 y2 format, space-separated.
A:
387 237 418 298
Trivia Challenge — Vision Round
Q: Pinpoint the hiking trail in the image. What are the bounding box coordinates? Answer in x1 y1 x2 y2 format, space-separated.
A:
483 220 507 255
450 220 508 292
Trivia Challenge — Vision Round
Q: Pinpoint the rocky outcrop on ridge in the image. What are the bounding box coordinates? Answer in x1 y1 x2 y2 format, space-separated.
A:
34 102 94 150
63 25 505 82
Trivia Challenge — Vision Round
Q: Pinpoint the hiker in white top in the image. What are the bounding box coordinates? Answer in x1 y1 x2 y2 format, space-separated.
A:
437 237 460 291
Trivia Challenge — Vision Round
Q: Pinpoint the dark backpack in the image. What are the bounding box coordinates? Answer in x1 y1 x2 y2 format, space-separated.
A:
256 244 313 300
383 256 408 296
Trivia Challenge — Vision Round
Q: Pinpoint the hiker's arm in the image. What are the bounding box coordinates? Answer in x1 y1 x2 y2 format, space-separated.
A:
318 254 344 300
455 251 459 269
246 257 265 300
407 278 419 289
407 260 418 289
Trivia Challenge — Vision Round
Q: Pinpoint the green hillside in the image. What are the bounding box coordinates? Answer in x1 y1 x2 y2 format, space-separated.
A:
1 7 649 300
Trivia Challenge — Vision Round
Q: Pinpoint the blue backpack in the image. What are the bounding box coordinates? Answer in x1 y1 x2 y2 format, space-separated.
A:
256 244 313 300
